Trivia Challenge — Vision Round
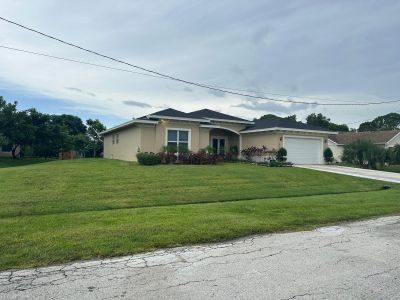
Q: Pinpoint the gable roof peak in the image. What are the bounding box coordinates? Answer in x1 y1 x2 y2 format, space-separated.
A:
242 117 334 133
188 108 252 123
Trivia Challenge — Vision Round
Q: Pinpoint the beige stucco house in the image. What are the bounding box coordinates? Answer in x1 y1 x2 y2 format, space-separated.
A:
328 130 400 162
102 108 336 164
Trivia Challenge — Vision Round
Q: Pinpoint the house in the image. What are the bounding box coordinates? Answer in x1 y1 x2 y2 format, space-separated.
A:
101 108 336 164
328 130 400 161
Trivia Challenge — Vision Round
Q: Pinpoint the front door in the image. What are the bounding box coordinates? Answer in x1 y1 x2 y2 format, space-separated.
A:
212 138 226 154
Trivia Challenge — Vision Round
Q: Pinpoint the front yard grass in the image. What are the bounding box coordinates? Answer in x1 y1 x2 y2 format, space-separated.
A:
0 158 399 270
382 165 400 173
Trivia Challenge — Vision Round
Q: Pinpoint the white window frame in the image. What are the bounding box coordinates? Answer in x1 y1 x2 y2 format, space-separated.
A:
166 128 191 151
210 135 228 154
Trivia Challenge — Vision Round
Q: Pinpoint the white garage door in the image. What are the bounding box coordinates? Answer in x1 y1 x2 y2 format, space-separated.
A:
283 137 323 164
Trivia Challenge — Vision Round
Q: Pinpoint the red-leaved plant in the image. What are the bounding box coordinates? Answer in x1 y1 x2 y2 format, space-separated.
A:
240 146 276 162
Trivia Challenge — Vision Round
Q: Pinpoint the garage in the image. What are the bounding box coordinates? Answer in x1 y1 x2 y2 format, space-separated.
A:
283 136 323 164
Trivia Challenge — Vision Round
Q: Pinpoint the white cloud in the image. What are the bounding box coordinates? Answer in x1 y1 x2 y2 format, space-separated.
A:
0 0 400 127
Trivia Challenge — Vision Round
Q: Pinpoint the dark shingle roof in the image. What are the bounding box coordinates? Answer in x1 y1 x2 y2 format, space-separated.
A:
242 118 333 132
187 109 251 122
329 130 400 145
147 108 190 118
139 108 252 123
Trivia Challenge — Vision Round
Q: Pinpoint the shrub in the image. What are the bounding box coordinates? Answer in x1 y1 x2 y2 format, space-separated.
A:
195 151 222 164
276 147 287 162
342 140 385 169
161 145 177 154
201 146 215 154
390 144 400 164
230 145 239 157
240 146 271 161
158 152 177 164
136 152 161 165
323 147 334 163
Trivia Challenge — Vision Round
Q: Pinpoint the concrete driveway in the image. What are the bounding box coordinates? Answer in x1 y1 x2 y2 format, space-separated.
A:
296 164 400 183
1 216 400 299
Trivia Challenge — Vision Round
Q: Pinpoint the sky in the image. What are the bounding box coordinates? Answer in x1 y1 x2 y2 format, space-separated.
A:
1 0 400 128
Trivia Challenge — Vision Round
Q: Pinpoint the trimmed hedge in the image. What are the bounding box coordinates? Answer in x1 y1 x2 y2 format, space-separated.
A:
136 152 161 165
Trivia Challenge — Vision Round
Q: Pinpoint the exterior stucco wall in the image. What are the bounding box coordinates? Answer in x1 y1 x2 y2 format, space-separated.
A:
199 128 211 149
103 126 141 161
241 132 281 150
140 125 157 153
387 133 400 148
327 140 344 162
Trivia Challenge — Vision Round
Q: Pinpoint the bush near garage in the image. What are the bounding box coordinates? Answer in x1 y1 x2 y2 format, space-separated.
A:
323 147 334 163
276 147 287 162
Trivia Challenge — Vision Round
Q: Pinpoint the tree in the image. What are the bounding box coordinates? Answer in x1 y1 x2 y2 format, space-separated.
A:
323 147 334 163
257 114 297 121
86 119 106 157
358 121 374 132
358 113 400 132
306 113 330 128
285 115 297 121
52 114 86 136
342 140 385 169
0 133 7 147
0 96 90 158
306 113 349 132
328 123 350 132
0 97 34 158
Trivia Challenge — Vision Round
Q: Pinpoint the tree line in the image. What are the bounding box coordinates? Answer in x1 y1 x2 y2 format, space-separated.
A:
0 96 106 158
257 112 400 132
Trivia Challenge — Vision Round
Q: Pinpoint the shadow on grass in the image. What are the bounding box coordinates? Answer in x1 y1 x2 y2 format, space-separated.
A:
0 157 56 168
382 165 400 174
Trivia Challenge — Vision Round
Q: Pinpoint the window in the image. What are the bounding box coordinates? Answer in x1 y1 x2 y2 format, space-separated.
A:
116 134 119 144
212 137 226 154
167 129 190 152
112 134 115 144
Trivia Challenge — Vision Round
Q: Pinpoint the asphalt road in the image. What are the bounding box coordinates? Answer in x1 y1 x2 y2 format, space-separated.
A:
1 216 400 299
296 164 400 183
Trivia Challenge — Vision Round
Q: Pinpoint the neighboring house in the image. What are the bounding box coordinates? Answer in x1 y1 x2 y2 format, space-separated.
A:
102 108 336 164
328 130 400 162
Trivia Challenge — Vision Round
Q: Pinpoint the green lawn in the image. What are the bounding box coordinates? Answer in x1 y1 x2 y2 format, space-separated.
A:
382 165 400 173
0 158 399 270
